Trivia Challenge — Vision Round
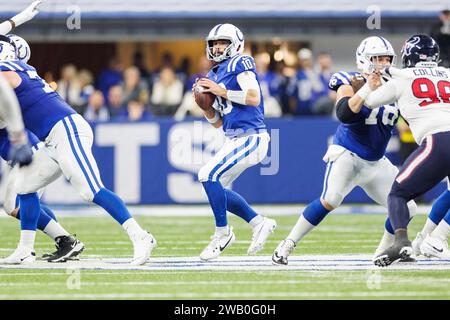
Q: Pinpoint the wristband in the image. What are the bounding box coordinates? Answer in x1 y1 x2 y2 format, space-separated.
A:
356 83 373 100
8 19 16 29
226 90 247 105
205 110 220 124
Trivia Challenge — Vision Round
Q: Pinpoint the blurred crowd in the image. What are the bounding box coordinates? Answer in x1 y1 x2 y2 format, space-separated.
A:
44 7 450 124
44 48 338 123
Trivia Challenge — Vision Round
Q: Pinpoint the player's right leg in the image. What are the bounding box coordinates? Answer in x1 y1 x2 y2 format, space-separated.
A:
412 179 450 256
46 114 156 265
374 134 450 266
1 147 73 264
197 137 250 261
2 148 84 263
420 185 450 259
359 156 417 260
272 146 358 265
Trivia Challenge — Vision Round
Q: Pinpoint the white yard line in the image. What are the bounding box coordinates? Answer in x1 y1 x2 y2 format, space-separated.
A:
0 255 449 271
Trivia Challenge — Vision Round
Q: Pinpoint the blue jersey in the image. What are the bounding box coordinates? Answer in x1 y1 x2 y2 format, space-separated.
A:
0 128 41 161
0 60 75 140
207 54 266 137
329 71 399 161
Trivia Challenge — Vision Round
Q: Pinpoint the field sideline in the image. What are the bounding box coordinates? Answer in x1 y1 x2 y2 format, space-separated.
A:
0 209 449 300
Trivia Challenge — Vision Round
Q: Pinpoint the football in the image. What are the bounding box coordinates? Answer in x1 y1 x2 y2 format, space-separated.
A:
194 83 215 111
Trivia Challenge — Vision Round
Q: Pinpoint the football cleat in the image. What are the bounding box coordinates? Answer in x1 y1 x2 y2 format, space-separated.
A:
412 232 426 256
200 227 235 261
248 217 277 255
43 235 85 263
0 246 36 265
374 237 416 263
419 235 450 260
272 239 296 265
130 231 157 266
373 239 413 267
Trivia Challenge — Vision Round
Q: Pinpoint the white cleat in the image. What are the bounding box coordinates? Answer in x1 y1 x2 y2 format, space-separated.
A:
412 232 426 256
130 231 157 266
247 217 277 255
272 239 296 265
200 227 235 261
419 235 450 260
0 247 36 265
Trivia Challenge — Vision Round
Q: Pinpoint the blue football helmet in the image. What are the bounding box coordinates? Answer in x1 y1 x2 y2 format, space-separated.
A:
401 34 440 68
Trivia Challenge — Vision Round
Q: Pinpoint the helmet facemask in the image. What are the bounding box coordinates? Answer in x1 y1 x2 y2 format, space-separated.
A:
207 38 234 63
367 54 396 73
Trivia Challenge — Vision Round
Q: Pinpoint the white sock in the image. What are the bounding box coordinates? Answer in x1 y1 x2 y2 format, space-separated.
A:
122 218 144 237
287 215 315 244
215 225 230 236
374 230 395 256
19 230 36 250
249 215 264 229
43 220 70 240
431 220 450 241
421 218 438 236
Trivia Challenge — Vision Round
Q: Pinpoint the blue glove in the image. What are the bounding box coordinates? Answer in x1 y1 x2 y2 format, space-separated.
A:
9 140 33 167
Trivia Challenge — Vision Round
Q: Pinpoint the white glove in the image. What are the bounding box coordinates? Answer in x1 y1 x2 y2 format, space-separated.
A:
11 1 42 27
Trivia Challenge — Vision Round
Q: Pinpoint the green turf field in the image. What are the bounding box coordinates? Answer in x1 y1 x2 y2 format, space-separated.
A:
0 213 449 299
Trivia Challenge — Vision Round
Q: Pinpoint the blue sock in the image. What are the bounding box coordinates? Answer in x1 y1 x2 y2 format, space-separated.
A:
225 189 258 223
429 190 450 225
16 207 53 231
385 218 394 234
93 188 132 225
18 193 41 231
202 181 227 227
41 205 58 222
303 198 331 226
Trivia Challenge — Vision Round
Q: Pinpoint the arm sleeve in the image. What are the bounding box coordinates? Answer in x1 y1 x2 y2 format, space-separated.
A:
0 75 25 134
236 71 259 91
364 80 399 108
336 97 363 123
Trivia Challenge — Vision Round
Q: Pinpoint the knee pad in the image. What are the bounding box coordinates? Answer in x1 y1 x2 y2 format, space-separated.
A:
321 192 343 209
198 165 212 183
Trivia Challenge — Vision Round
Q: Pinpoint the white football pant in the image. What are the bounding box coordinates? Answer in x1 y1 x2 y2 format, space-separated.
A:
198 131 270 187
14 114 104 202
320 144 417 216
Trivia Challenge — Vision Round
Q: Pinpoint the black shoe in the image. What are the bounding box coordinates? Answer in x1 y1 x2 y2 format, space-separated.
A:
43 235 85 263
373 239 413 267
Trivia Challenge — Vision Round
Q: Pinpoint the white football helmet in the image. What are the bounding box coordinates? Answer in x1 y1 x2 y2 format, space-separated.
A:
0 35 17 61
8 34 31 63
206 23 244 63
356 36 396 74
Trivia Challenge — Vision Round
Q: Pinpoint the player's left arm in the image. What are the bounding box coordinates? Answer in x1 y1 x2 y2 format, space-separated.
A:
0 1 42 35
198 73 261 107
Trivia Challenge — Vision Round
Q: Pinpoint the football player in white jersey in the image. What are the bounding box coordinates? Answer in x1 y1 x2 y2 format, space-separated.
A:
354 35 450 265
272 36 417 265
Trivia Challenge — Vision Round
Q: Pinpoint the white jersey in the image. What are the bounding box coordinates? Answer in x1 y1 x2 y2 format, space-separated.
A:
364 65 450 144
